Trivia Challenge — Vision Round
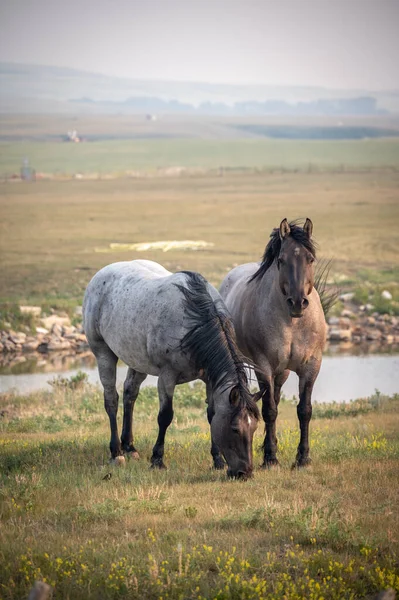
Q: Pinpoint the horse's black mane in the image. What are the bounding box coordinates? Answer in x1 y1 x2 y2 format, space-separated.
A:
175 271 259 420
249 220 317 283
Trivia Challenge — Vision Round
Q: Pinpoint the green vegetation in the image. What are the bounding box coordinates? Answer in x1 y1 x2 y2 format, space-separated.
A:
351 281 399 315
0 383 398 599
0 304 38 333
312 391 399 419
1 171 398 306
1 138 399 176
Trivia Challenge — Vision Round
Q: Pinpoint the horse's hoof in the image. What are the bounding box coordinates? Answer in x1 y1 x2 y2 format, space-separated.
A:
261 458 279 469
213 459 226 470
150 460 167 470
112 455 126 467
291 457 312 470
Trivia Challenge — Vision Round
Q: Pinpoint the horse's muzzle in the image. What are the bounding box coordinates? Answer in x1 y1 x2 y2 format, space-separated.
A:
287 296 309 318
227 467 253 481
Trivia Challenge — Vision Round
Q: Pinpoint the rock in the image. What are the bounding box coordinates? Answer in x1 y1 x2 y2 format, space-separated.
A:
339 292 354 302
328 328 352 342
62 325 76 335
4 340 17 352
51 323 63 337
75 306 83 316
36 327 49 335
27 580 52 600
384 335 394 344
47 340 72 351
9 332 27 344
341 309 354 318
19 305 42 317
328 317 339 326
381 290 393 300
367 317 376 326
0 342 3 352
366 330 382 341
365 303 375 312
63 332 85 341
339 317 352 329
41 315 71 330
23 341 40 352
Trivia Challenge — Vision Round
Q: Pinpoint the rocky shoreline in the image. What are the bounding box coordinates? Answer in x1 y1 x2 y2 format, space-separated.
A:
1 301 399 363
0 311 90 362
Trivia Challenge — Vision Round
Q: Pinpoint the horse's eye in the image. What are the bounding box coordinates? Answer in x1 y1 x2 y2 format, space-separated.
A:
308 256 315 264
232 428 240 435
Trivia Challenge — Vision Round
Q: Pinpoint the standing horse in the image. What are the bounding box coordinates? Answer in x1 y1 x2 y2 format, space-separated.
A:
83 259 260 479
220 219 327 468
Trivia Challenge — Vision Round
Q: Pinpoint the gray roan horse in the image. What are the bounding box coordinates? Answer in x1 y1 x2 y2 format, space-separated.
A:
220 219 327 468
83 259 260 479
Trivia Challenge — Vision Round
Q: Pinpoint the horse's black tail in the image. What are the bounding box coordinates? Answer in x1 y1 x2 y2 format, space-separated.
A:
314 259 340 317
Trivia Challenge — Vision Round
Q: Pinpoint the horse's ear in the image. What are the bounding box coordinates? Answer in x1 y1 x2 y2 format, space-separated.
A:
229 385 240 407
304 218 313 239
279 218 291 240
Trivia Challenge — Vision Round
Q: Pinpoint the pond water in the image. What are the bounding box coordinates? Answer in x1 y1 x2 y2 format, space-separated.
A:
1 349 398 402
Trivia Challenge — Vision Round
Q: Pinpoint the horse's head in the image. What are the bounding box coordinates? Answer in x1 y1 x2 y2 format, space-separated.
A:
278 218 315 318
211 385 260 480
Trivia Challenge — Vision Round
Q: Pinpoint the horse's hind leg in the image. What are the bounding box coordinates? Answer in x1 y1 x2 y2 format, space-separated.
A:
121 368 147 456
293 359 321 468
93 342 122 460
151 373 175 469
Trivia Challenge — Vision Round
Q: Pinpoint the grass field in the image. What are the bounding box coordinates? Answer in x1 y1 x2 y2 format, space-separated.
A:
1 138 399 176
0 382 398 599
1 170 398 310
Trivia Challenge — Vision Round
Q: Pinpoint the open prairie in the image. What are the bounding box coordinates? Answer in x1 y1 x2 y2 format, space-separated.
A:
1 170 399 308
1 129 399 599
0 384 398 599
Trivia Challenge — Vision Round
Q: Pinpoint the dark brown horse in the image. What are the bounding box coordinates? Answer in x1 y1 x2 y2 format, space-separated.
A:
220 219 327 468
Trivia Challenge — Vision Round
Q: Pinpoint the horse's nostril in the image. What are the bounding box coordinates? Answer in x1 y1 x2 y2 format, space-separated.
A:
302 298 309 309
287 298 294 308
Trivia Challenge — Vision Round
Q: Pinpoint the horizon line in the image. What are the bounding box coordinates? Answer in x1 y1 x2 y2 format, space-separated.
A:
2 60 399 94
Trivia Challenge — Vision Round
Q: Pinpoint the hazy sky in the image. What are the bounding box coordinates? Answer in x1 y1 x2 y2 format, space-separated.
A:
1 0 398 89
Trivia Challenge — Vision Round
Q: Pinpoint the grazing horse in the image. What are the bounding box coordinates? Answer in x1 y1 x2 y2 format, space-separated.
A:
220 219 327 468
83 260 260 479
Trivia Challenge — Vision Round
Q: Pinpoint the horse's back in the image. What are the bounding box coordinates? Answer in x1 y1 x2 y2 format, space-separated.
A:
220 263 258 300
83 261 216 377
219 262 259 318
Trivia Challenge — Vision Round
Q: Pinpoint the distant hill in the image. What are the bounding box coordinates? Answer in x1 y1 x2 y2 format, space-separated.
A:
1 62 399 115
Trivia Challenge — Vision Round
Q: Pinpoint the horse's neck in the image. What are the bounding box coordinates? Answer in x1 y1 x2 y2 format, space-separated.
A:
256 263 287 313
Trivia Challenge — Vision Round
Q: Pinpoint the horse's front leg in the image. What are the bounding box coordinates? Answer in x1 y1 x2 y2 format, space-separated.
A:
151 373 175 469
258 373 279 467
294 360 320 468
207 408 225 470
121 368 147 456
206 382 225 470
